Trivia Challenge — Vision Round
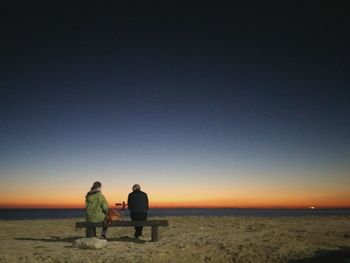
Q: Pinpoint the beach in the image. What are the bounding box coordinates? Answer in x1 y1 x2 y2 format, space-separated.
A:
0 216 349 263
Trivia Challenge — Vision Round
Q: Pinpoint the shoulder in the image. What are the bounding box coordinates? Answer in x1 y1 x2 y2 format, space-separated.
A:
97 192 106 199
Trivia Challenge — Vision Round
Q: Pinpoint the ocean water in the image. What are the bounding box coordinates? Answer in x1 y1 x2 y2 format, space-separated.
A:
0 208 349 220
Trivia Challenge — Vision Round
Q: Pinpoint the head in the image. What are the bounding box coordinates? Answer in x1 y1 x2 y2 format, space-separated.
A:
132 184 141 191
91 181 102 191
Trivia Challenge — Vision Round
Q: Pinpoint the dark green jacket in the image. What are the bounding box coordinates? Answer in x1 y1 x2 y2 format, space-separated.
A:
85 190 108 222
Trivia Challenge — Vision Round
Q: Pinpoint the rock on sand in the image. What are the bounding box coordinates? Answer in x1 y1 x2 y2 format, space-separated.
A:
73 237 107 250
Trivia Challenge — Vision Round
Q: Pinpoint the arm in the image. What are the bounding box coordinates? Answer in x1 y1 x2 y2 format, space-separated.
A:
145 193 149 210
127 193 132 211
100 194 109 214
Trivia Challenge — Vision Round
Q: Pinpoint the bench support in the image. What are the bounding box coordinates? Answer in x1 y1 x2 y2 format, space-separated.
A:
75 220 168 242
85 227 95 238
151 226 158 242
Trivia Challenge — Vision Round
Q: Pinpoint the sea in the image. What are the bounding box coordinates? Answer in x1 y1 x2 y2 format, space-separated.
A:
0 208 350 220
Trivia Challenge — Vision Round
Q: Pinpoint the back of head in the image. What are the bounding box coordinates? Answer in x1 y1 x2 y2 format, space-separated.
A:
132 184 141 191
91 181 102 191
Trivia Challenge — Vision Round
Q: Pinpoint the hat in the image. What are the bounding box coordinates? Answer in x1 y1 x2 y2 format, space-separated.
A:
91 181 102 190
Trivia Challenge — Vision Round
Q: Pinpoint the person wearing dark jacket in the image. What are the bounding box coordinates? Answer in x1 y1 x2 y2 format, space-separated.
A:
128 184 149 238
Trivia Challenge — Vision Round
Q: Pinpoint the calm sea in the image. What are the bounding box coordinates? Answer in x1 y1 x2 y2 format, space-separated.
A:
0 208 350 220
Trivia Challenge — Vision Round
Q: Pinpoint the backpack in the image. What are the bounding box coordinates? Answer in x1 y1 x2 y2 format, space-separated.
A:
107 209 122 222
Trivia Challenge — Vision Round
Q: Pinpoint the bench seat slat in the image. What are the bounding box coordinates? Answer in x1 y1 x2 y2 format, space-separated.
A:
75 220 168 228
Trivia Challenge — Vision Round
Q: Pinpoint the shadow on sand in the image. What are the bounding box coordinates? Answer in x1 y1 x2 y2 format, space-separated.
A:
106 236 147 244
15 235 147 244
288 247 350 263
15 236 83 243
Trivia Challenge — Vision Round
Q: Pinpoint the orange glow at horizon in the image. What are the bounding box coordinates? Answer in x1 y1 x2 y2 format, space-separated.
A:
2 168 350 209
1 194 350 209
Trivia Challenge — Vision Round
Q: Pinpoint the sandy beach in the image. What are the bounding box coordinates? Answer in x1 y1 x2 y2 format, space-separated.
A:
0 216 349 263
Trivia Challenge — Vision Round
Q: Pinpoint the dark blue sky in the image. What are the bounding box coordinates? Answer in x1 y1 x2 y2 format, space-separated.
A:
1 2 349 207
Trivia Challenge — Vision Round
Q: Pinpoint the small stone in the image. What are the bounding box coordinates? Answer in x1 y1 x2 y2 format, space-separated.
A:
73 237 107 250
204 255 212 261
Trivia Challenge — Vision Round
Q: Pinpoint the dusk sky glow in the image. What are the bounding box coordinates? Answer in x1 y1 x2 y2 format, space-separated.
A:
1 2 349 208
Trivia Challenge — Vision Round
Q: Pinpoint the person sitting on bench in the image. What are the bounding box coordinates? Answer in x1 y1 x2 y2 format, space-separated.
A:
85 181 109 239
128 184 149 238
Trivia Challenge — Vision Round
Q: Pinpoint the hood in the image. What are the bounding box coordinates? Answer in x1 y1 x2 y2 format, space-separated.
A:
86 189 100 197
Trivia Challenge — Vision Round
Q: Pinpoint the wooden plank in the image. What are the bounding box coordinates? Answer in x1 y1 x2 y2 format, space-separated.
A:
75 220 169 228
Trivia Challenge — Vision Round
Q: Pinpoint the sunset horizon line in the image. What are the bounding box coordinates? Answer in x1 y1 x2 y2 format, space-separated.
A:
1 204 349 209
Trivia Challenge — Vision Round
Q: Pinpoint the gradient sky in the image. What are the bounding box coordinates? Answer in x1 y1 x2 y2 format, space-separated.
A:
1 2 349 208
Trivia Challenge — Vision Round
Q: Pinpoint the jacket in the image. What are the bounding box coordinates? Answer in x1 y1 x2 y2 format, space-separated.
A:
128 190 149 213
85 189 108 222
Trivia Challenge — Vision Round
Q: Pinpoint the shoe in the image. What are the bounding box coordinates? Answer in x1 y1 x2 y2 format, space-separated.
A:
100 234 107 240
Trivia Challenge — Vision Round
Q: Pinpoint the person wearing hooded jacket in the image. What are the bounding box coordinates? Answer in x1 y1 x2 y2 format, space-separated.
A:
85 181 109 239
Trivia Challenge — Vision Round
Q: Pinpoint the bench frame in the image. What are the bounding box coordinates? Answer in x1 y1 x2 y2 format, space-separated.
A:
75 220 169 242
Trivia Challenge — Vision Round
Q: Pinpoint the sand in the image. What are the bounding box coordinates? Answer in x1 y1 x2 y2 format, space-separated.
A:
0 216 349 263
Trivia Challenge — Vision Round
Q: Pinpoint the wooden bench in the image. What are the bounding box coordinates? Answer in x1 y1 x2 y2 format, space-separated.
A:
75 220 169 242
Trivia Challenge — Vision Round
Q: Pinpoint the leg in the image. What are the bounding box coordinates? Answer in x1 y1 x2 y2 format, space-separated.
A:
138 213 147 236
131 212 137 237
86 227 96 237
135 226 142 238
101 226 108 239
131 212 147 238
86 227 92 237
101 219 108 238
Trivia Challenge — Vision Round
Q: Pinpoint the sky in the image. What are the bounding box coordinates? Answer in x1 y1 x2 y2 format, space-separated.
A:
1 2 349 208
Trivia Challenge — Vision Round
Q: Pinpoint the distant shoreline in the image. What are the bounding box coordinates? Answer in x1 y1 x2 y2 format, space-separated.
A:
1 208 350 221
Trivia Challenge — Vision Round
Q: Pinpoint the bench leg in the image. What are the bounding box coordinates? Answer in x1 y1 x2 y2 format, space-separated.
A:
151 226 159 242
86 227 95 238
